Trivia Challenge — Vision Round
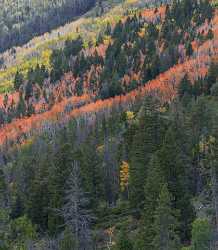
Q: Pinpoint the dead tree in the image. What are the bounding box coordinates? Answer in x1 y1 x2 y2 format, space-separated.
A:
61 161 92 250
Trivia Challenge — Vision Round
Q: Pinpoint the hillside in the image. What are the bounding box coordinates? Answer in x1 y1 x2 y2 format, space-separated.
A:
0 0 167 93
0 0 96 54
0 1 214 146
1 0 218 250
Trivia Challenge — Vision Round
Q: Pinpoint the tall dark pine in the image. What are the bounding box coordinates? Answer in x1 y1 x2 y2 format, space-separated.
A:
159 127 195 242
143 154 165 250
14 71 24 91
0 169 10 249
152 184 181 250
129 96 163 209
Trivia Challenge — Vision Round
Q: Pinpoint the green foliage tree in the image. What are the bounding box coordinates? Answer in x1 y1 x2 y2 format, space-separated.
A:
0 170 10 250
0 0 95 53
129 96 164 208
115 229 133 250
159 127 195 242
14 71 24 91
206 61 218 94
50 49 69 82
189 218 212 250
16 94 26 117
64 36 83 57
152 184 181 250
178 74 193 105
142 154 165 249
59 227 76 250
10 215 37 249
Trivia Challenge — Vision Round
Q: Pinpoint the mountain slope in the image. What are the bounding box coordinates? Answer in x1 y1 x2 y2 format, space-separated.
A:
0 0 96 53
0 1 215 147
1 1 218 250
0 0 169 93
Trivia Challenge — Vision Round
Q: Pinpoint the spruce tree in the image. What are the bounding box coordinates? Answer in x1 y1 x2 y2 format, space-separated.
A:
159 127 195 242
16 94 26 117
116 228 133 250
178 74 192 99
190 219 212 250
0 169 10 250
206 61 218 95
143 154 165 250
48 141 73 234
14 71 24 91
152 184 181 250
129 96 164 209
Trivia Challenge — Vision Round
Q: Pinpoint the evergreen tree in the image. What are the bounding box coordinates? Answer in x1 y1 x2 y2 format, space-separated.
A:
178 74 192 101
186 42 193 57
75 79 84 96
27 145 50 232
206 61 218 95
75 140 103 208
0 169 10 250
116 228 133 250
142 154 165 250
10 215 37 249
50 49 69 82
14 71 24 91
152 184 181 250
64 36 83 57
159 127 195 242
48 141 73 235
190 219 212 250
16 94 26 117
129 96 164 208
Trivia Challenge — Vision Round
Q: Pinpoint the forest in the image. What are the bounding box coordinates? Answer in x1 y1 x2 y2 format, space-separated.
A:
1 0 218 249
0 0 96 53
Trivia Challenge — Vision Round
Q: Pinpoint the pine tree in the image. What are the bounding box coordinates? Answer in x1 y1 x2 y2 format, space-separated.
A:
0 169 10 250
27 145 50 232
186 42 193 57
190 219 212 250
142 154 165 250
129 96 164 208
16 94 26 117
14 71 24 91
152 184 181 250
206 61 218 95
116 228 133 250
178 74 192 99
159 127 195 242
48 141 73 235
75 139 103 208
201 131 218 247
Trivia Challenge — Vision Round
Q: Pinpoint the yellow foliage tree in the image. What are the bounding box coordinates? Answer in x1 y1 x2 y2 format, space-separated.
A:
120 161 130 196
126 111 134 121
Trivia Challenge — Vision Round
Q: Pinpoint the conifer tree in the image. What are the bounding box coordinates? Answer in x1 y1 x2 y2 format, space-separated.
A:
206 61 218 94
190 219 212 250
16 94 26 118
143 154 165 249
48 141 73 234
116 228 133 250
129 96 163 208
178 74 192 99
14 71 24 91
159 127 195 242
152 184 181 250
0 169 10 250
